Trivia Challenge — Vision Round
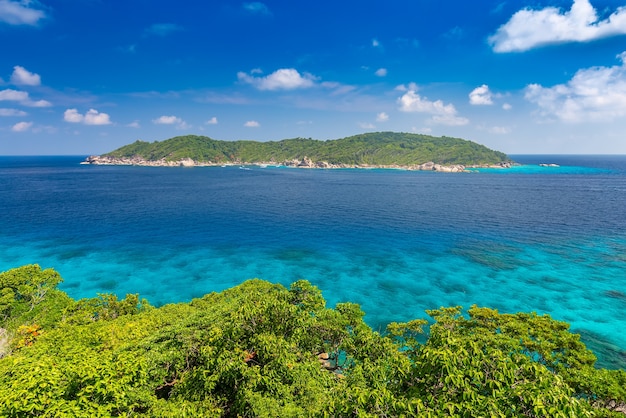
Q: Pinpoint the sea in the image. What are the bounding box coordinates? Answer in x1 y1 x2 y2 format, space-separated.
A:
1 155 625 368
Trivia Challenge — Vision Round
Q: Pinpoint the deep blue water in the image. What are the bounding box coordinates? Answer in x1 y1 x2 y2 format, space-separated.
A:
1 155 625 368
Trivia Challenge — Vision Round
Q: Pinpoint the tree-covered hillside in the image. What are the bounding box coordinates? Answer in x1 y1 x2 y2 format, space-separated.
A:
1 265 625 417
103 132 511 166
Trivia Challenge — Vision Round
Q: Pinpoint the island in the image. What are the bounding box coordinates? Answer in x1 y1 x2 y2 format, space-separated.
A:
83 132 513 171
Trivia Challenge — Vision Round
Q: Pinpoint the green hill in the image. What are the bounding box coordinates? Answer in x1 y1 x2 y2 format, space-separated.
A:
103 132 511 166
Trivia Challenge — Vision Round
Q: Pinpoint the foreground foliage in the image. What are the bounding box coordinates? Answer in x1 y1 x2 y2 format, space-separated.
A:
104 132 511 166
1 265 624 417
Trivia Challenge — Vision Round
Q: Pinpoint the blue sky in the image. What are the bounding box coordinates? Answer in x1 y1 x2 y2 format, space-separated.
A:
2 0 626 155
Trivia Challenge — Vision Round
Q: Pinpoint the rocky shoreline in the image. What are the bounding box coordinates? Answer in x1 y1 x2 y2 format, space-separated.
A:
82 155 512 172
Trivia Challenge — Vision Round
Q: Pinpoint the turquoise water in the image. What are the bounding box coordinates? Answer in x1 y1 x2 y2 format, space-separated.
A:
1 155 625 368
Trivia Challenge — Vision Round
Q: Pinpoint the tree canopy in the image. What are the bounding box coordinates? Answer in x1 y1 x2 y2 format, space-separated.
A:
1 265 624 417
102 132 511 166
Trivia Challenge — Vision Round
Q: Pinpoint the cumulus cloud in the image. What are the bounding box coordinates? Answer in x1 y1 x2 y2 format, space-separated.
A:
29 99 50 107
490 0 626 53
152 115 189 129
0 88 51 107
63 108 83 123
11 121 32 132
244 120 260 127
153 115 182 125
10 65 41 86
64 108 112 125
0 0 46 25
469 84 494 105
206 116 218 125
0 107 26 116
502 103 512 110
397 85 469 126
143 23 183 37
524 51 626 122
376 112 389 122
238 68 317 90
375 68 387 77
84 109 111 125
0 89 28 102
243 2 271 15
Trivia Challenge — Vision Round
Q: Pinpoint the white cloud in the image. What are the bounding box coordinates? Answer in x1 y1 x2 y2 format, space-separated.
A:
206 116 218 125
243 2 271 15
525 51 626 122
0 88 51 107
489 0 626 53
0 0 46 25
372 38 380 47
394 82 418 92
29 99 50 107
375 68 387 77
469 84 493 105
11 121 32 132
152 115 189 129
10 65 41 86
244 120 260 127
127 121 140 128
238 68 317 90
397 86 469 125
153 115 182 125
84 109 112 125
64 109 83 123
502 103 512 110
0 107 26 116
359 122 376 129
64 108 112 125
376 112 389 122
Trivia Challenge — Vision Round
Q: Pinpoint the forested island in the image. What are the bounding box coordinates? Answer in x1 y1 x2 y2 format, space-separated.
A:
1 265 625 417
83 132 512 171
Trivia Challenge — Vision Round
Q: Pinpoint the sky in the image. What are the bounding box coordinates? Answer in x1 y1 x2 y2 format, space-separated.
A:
2 0 626 155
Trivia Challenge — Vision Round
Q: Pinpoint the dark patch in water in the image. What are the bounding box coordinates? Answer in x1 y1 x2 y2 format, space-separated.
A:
605 290 626 300
452 247 521 271
576 329 626 370
62 281 80 289
56 249 88 261
274 248 315 262
99 279 117 290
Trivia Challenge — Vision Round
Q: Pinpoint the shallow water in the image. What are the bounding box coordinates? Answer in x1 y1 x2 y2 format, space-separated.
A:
1 155 625 368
